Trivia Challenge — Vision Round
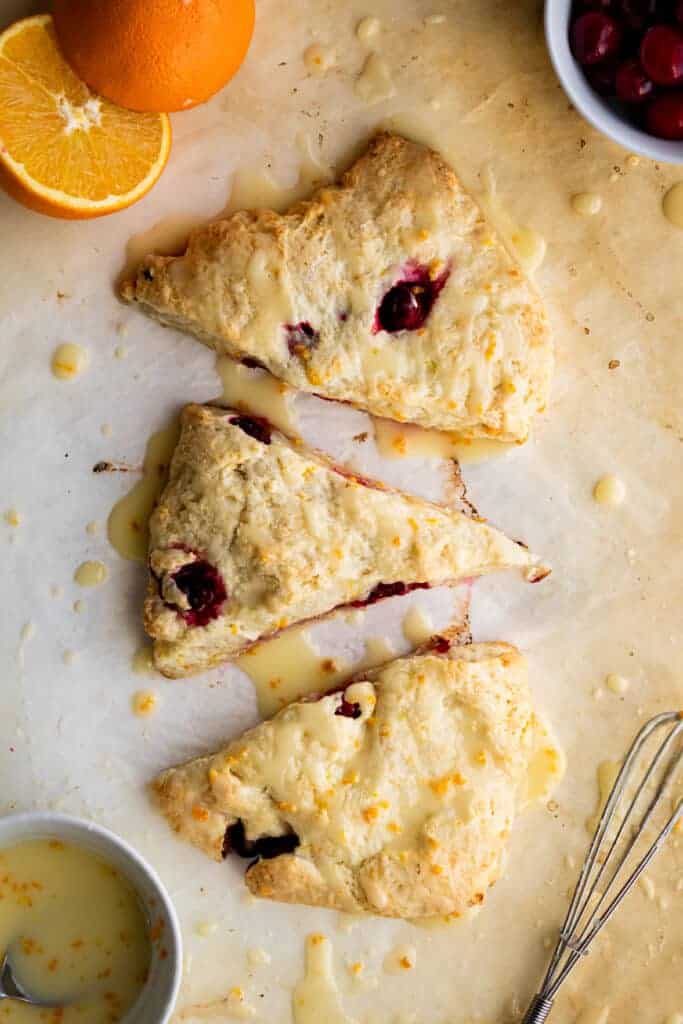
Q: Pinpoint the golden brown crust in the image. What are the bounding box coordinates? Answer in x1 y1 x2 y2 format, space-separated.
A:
121 132 552 442
145 404 544 677
152 641 562 919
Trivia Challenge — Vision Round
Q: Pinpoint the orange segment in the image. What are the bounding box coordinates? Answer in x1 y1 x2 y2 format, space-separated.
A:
0 14 171 219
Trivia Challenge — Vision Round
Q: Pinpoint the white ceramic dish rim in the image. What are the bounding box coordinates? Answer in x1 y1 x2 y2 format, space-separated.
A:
545 0 683 164
0 811 182 1024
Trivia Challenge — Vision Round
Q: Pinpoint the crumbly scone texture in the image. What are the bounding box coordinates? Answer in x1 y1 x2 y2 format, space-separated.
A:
146 404 545 677
153 641 552 919
121 132 552 442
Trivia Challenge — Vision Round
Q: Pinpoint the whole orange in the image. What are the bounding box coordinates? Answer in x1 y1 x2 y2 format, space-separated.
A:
52 0 255 113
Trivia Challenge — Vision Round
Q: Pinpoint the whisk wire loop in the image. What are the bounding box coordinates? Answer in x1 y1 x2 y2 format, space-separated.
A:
522 711 683 1024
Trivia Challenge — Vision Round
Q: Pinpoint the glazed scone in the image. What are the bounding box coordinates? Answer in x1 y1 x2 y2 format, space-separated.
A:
153 638 562 918
121 132 552 443
145 404 547 677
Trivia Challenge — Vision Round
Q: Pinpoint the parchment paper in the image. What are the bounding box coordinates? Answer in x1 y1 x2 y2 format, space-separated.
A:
1 1 682 1021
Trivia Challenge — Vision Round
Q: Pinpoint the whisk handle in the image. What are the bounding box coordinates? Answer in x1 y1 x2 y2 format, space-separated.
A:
521 994 554 1024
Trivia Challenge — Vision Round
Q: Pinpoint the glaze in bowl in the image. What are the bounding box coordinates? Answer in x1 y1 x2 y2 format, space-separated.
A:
0 812 182 1024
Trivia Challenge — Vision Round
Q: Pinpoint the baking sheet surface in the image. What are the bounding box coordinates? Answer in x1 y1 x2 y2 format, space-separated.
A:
1 1 682 1021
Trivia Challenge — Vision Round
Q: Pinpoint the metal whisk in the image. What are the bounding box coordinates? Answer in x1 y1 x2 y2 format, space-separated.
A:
522 710 683 1024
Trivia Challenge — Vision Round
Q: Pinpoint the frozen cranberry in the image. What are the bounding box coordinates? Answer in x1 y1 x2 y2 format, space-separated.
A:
616 57 655 99
335 698 362 719
285 321 319 357
585 58 620 93
571 12 623 65
647 91 683 136
619 0 659 30
640 24 683 84
223 821 299 860
170 560 227 627
230 415 272 444
375 264 450 335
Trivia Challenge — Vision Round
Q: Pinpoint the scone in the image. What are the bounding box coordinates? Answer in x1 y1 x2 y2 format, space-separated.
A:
121 132 552 443
153 637 561 919
146 404 548 677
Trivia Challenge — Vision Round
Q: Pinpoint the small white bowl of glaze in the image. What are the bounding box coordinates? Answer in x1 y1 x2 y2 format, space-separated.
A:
0 812 182 1024
545 0 683 164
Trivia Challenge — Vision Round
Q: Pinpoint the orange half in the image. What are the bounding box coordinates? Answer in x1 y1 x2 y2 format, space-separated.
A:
0 14 171 219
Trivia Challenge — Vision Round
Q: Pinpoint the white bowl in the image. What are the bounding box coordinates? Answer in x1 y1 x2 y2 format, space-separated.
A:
0 812 182 1024
545 0 683 164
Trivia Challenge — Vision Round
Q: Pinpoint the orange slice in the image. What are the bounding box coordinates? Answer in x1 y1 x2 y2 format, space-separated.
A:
0 14 171 219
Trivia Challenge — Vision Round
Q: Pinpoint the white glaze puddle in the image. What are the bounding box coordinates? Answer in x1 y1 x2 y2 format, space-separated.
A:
51 343 88 380
303 43 336 74
292 934 357 1024
373 416 515 463
571 192 603 217
237 627 349 718
215 359 300 436
73 560 108 587
225 133 332 216
593 474 626 507
479 168 546 274
355 53 396 104
107 419 180 563
131 690 157 716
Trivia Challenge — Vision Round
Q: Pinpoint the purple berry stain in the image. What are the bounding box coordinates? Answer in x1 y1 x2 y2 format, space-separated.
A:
223 820 299 860
285 321 320 358
374 263 450 335
350 581 430 609
170 559 227 627
230 415 273 444
335 698 362 720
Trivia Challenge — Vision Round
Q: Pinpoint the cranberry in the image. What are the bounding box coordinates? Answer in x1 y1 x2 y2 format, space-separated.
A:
230 415 272 444
335 698 362 719
170 560 227 627
285 321 319 358
640 24 683 84
350 581 430 608
378 283 424 332
375 264 450 335
619 0 659 30
431 635 452 654
646 91 683 136
223 821 299 860
571 12 623 65
585 58 620 93
616 57 655 99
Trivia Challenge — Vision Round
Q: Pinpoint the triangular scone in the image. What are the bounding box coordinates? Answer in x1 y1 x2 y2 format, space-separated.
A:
153 638 559 919
145 404 547 677
121 132 552 443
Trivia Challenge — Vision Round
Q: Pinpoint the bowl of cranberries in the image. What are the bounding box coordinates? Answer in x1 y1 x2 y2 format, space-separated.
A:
546 0 683 161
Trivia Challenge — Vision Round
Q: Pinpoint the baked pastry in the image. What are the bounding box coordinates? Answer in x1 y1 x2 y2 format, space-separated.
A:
146 404 547 677
153 636 561 918
121 132 552 443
